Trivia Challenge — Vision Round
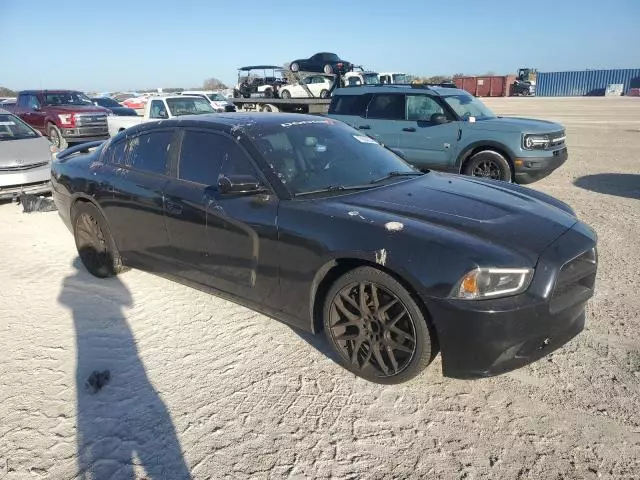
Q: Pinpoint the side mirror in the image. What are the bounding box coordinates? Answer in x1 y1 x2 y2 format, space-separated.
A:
32 105 41 112
217 174 266 195
430 113 449 124
467 116 476 123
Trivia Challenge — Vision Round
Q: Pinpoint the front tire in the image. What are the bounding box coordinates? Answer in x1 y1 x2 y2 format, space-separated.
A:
463 150 512 182
290 62 300 72
47 123 68 150
323 266 435 384
319 89 329 99
72 202 126 278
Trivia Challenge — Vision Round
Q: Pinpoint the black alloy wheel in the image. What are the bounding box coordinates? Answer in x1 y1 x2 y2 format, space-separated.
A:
323 267 434 383
463 150 512 182
73 202 126 278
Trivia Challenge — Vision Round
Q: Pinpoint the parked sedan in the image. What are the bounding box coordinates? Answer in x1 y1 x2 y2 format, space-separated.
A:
289 52 353 75
91 97 139 116
0 108 56 200
51 113 597 383
279 75 334 99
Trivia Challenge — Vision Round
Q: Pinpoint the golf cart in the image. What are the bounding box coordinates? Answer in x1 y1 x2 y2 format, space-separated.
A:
233 65 288 99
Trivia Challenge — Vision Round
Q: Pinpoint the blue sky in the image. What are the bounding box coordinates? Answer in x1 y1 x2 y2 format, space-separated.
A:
1 0 638 92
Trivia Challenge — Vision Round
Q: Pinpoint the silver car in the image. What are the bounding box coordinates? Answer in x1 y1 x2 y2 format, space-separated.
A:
0 108 55 200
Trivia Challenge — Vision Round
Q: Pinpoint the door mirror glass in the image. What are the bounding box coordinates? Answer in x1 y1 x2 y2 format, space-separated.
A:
217 174 266 194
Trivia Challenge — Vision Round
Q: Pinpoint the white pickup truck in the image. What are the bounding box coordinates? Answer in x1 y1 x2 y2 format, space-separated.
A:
107 95 216 136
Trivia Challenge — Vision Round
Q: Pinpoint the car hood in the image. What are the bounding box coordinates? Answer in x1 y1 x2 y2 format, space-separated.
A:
474 116 563 134
43 105 108 115
333 172 577 265
0 136 52 167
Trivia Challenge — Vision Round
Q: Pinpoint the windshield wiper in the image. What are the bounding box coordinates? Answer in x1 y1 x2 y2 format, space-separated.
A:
294 184 375 197
370 171 425 184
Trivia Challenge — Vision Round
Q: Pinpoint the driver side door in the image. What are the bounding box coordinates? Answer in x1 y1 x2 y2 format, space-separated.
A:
396 94 461 171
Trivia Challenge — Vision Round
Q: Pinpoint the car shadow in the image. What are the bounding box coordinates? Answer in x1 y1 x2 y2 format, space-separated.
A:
57 257 191 480
289 326 342 364
573 173 640 200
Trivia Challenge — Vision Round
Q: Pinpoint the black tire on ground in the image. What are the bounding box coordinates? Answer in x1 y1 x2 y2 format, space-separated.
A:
280 89 291 99
462 150 512 182
47 123 68 150
72 202 127 278
319 89 329 99
323 266 435 384
323 64 333 74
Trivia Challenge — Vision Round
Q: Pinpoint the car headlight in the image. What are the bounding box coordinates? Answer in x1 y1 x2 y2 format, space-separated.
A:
522 134 550 150
451 267 533 300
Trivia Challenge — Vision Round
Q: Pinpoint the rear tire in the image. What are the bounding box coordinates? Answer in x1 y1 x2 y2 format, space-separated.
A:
323 266 435 384
280 89 291 99
72 202 127 278
323 64 333 74
463 150 512 182
47 123 68 150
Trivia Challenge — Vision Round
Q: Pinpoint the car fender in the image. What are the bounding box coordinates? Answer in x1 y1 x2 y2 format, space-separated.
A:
455 140 517 172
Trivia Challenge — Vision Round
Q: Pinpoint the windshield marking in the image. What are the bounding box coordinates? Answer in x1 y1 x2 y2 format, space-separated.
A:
353 135 378 144
281 119 332 127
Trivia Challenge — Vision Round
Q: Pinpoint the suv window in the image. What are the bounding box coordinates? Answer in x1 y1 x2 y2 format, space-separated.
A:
366 93 406 120
18 94 40 110
178 130 256 188
127 130 173 174
406 94 445 121
328 94 371 116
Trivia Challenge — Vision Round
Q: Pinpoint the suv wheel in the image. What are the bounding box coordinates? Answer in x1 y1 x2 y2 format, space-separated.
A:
47 123 68 150
463 150 512 182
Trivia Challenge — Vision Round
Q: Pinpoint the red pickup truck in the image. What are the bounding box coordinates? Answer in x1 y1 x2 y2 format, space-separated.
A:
6 90 110 149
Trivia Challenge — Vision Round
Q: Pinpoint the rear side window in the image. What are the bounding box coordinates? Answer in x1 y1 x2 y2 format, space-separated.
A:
106 138 127 164
127 130 173 174
366 94 406 120
328 94 371 116
178 130 256 188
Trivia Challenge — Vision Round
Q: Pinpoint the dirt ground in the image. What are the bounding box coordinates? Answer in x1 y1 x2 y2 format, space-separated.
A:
1 97 639 479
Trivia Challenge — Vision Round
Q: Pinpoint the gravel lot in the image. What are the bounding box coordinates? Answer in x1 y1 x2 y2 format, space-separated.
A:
1 97 639 479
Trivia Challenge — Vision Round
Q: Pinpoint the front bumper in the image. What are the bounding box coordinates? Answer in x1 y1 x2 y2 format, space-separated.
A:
0 164 52 200
427 222 597 379
61 127 110 142
0 180 51 200
514 147 568 184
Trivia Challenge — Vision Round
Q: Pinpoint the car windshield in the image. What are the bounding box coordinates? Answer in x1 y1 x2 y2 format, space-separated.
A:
165 97 215 116
93 97 122 107
363 73 380 85
393 74 408 84
207 93 226 101
43 91 93 106
0 113 39 140
249 119 420 196
443 94 497 120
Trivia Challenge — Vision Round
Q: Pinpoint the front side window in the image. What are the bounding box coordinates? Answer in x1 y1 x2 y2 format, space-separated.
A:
366 94 406 120
406 95 445 121
149 100 168 119
178 130 256 188
127 130 173 174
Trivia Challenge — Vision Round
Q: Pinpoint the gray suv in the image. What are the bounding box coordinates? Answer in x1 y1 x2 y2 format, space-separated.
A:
327 84 568 184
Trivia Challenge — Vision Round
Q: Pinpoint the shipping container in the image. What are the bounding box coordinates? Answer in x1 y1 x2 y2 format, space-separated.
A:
536 69 640 96
453 76 515 97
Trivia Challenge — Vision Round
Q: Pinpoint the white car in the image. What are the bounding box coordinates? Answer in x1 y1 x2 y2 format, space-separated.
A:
279 75 334 99
180 90 237 112
344 71 380 86
379 72 409 84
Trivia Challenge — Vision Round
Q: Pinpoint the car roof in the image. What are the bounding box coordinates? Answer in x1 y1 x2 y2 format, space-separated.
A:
19 89 82 94
332 84 467 97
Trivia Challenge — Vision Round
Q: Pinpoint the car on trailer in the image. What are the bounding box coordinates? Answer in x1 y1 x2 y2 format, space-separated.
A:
289 52 354 75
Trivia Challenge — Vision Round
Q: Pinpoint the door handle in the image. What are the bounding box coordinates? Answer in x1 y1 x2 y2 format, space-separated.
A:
358 125 371 130
165 200 183 215
402 127 416 132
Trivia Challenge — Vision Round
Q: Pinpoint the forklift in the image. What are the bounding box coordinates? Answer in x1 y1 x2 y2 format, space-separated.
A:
512 68 538 96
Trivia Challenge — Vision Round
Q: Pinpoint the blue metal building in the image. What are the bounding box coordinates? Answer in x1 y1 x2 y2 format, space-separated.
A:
536 69 640 96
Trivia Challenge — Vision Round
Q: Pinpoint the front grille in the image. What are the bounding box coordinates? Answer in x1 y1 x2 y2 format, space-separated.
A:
550 248 597 313
75 114 108 127
0 161 49 172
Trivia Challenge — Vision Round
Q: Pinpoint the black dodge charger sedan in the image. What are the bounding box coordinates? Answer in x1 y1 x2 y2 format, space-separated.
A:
50 113 597 384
